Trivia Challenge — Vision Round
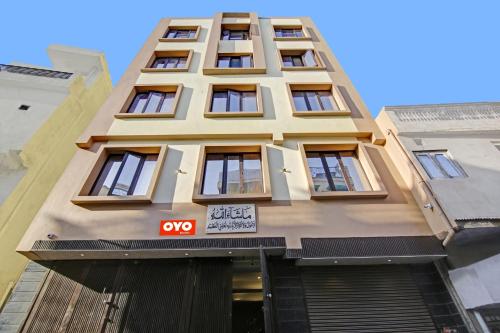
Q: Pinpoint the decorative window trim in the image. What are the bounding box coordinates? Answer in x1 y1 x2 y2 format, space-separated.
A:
159 25 201 42
299 142 388 199
141 50 193 73
204 83 263 118
273 25 311 41
286 83 351 116
278 49 326 71
192 144 272 203
72 144 167 204
115 84 183 119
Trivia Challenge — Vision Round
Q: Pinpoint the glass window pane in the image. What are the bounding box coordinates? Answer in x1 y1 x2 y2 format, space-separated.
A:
282 56 293 67
132 155 157 195
165 58 179 68
225 155 241 194
230 57 242 68
417 154 445 179
340 154 371 191
188 30 196 38
318 91 337 111
177 57 187 68
217 56 230 68
111 154 142 196
305 91 322 110
241 55 252 68
241 92 257 111
212 92 228 112
177 30 189 38
158 92 176 113
221 30 230 40
91 155 123 196
229 31 244 40
243 154 263 193
128 93 148 113
325 153 348 191
303 50 317 67
202 155 224 195
283 30 294 37
143 92 163 113
152 58 166 68
435 154 463 178
275 29 282 37
292 91 308 111
228 90 241 112
306 153 331 192
166 30 177 38
294 29 304 37
292 56 304 67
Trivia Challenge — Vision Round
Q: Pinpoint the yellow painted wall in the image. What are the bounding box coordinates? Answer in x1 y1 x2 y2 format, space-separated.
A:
0 62 112 306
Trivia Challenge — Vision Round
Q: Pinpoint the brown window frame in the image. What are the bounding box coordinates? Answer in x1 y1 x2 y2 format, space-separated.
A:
115 84 183 119
142 50 193 73
273 25 311 41
192 144 272 203
204 83 263 118
278 49 326 71
299 143 388 199
220 23 251 40
216 54 254 68
159 26 201 42
72 144 167 204
286 83 351 116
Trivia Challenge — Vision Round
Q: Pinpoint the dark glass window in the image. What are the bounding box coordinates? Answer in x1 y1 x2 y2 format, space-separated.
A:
128 91 176 114
90 153 158 196
202 153 263 194
275 28 304 38
165 29 197 39
415 151 465 179
151 57 188 69
217 55 253 68
306 151 371 192
211 90 257 112
282 50 317 67
292 91 338 111
221 30 250 40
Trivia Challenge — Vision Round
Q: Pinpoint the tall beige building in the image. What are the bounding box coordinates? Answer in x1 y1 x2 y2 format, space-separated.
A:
2 13 472 332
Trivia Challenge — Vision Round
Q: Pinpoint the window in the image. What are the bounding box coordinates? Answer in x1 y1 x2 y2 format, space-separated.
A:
152 57 187 69
415 151 465 179
221 29 250 40
164 29 197 39
128 91 176 114
282 50 318 68
217 55 253 68
211 90 257 113
90 153 158 196
202 153 263 195
18 104 30 110
306 151 371 192
275 28 304 38
292 91 339 112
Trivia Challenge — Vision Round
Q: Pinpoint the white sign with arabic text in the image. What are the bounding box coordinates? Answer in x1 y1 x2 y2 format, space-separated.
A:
206 204 256 234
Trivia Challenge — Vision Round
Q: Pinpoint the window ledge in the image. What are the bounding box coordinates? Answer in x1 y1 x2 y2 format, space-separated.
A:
281 66 326 71
203 67 266 75
192 193 272 203
115 113 175 119
141 67 189 73
159 37 198 43
204 110 263 118
293 110 351 117
310 190 389 200
274 36 312 41
71 195 152 205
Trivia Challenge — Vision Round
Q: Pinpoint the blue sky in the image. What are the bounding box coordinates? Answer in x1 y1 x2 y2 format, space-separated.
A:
2 0 499 116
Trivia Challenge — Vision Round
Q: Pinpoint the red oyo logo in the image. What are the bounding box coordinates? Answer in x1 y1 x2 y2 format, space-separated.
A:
160 220 196 236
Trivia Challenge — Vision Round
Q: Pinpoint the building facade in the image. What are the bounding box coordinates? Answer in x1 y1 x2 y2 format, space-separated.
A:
377 102 500 332
0 45 112 309
6 13 472 332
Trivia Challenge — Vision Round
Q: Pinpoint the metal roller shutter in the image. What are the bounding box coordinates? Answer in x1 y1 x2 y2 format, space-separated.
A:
301 265 438 333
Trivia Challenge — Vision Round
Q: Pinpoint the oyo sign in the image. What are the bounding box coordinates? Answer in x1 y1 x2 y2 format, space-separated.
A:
160 220 196 236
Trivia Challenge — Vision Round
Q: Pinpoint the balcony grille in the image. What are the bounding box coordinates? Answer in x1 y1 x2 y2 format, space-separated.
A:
0 64 73 79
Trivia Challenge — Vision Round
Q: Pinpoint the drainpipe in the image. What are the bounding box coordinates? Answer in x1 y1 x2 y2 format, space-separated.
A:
385 129 458 246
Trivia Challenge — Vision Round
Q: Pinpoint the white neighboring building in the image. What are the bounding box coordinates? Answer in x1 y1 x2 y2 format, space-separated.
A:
377 102 500 332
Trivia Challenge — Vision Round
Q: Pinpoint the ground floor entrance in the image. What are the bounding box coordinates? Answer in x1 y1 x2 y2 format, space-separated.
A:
18 258 467 333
